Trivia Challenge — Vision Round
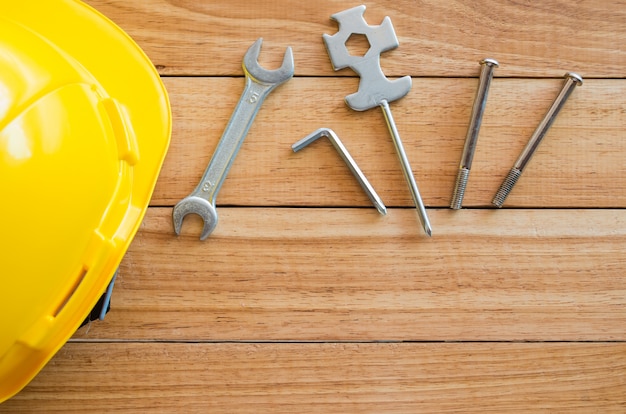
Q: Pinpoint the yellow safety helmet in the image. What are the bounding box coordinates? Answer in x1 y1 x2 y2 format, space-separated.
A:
0 0 171 402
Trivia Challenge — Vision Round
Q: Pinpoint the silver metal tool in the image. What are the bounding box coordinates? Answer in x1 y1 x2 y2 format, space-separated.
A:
450 58 499 210
492 72 583 208
292 128 387 215
172 38 294 239
323 5 431 236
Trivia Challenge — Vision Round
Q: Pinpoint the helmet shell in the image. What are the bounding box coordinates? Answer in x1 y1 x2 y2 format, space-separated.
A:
0 0 171 401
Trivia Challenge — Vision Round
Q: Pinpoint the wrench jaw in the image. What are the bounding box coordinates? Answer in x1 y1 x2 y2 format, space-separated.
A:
243 38 295 86
172 197 218 241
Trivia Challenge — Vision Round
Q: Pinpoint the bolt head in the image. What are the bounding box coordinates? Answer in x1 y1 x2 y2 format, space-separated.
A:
565 72 583 85
480 58 499 68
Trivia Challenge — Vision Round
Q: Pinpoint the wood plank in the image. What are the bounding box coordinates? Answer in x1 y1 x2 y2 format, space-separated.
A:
71 208 626 341
4 1 624 411
84 0 626 77
153 77 626 208
2 342 625 413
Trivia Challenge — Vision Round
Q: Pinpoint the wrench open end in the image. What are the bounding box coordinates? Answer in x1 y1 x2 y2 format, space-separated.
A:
172 196 218 241
243 38 294 86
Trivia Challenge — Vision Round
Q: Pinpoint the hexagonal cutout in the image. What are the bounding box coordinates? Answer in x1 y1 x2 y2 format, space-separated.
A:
345 33 371 58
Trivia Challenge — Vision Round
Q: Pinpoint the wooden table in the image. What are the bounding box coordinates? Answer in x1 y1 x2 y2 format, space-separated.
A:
3 1 625 412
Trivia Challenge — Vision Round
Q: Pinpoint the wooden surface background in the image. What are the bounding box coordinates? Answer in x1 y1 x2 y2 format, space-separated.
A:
3 0 626 412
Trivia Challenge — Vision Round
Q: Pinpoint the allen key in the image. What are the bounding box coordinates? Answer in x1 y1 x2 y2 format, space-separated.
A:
292 128 387 215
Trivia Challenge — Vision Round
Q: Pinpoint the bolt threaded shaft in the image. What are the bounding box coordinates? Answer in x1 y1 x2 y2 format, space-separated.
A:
492 168 522 208
450 168 470 209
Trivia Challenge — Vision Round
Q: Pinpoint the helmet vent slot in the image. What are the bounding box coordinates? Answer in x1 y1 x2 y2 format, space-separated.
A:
52 268 88 317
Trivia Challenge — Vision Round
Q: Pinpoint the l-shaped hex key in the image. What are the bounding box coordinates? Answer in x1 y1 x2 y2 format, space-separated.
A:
292 128 386 215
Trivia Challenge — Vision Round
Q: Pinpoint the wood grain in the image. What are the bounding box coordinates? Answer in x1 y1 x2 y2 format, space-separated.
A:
3 0 625 411
68 208 626 341
2 342 624 413
154 77 626 208
85 0 626 77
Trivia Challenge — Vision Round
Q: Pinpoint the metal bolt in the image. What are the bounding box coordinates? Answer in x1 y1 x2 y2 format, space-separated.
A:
450 58 499 209
492 72 583 208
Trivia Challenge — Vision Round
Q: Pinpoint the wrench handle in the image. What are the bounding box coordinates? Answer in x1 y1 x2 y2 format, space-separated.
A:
192 78 276 203
380 100 432 236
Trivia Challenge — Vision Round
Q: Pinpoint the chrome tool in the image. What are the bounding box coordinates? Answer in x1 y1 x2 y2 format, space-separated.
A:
173 38 294 239
292 128 387 215
323 5 431 236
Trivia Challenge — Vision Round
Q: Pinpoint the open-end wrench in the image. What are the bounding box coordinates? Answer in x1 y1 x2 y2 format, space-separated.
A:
172 38 294 240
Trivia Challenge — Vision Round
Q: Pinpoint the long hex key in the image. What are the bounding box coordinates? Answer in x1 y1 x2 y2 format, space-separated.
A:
292 128 387 215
